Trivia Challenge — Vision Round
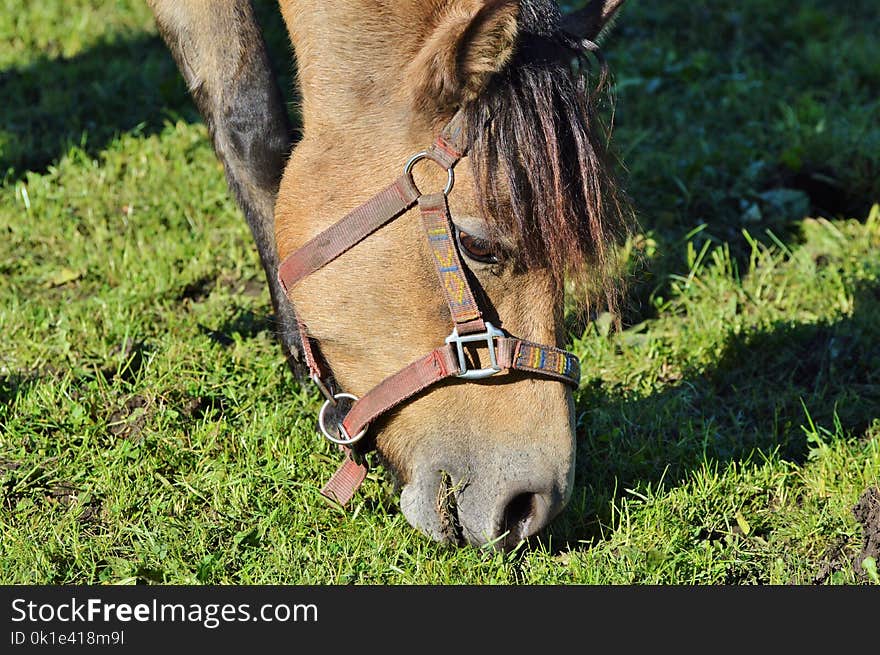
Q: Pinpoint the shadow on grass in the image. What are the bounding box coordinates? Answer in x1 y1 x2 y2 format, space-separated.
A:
0 372 41 411
0 34 196 179
198 308 275 348
549 277 880 550
0 1 296 181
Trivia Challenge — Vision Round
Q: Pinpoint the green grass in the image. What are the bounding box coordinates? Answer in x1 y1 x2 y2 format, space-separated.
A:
1 0 878 584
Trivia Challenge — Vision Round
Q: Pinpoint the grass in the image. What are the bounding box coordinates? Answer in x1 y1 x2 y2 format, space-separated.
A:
1 0 878 585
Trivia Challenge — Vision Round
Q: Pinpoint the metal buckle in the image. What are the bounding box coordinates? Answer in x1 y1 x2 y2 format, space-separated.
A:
445 322 505 380
318 392 367 446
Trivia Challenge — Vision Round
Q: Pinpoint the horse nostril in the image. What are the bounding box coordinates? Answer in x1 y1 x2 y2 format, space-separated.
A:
502 492 539 543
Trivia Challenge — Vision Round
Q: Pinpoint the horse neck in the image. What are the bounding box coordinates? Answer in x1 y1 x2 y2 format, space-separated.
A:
281 0 444 140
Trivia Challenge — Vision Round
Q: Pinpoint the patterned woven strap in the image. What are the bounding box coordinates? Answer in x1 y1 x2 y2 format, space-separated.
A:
418 193 484 333
501 338 581 386
296 317 328 380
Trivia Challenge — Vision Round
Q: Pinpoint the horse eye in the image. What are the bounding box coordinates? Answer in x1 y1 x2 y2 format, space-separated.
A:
455 229 499 264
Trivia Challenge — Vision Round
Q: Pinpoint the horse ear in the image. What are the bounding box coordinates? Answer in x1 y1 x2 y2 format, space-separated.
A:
408 0 519 117
563 0 626 42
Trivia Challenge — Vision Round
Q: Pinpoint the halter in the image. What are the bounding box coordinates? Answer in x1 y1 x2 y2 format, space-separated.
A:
277 110 581 506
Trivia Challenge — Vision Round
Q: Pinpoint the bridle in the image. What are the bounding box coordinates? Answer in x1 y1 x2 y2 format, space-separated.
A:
277 109 582 506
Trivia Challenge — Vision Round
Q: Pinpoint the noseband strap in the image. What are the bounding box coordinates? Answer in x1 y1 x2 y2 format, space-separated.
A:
338 337 580 443
277 110 581 506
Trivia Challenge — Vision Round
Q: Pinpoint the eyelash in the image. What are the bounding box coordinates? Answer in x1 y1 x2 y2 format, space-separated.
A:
455 228 499 265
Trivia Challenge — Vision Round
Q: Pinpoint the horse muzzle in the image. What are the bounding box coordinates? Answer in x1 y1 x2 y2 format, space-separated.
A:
398 427 576 550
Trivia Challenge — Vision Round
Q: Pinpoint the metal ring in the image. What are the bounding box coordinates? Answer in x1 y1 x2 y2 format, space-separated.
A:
404 151 455 196
318 392 367 446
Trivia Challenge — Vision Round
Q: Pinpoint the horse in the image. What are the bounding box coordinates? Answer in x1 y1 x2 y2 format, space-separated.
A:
146 0 631 550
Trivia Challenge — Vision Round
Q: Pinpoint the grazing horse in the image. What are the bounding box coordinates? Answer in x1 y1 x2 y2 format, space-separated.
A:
147 0 630 549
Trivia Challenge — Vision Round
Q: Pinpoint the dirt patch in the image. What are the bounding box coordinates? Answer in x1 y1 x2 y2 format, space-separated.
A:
46 482 78 505
813 486 880 584
74 495 104 530
812 535 852 585
852 486 880 582
100 339 151 384
2 462 103 531
107 395 150 443
179 394 226 421
45 483 104 530
161 391 228 423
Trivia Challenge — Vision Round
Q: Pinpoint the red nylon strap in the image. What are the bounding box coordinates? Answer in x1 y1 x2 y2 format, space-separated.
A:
296 317 327 380
419 193 484 333
320 454 368 506
341 345 460 439
426 110 468 169
277 174 420 292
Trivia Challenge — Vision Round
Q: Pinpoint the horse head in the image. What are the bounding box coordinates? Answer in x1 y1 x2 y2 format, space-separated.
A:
274 0 631 548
